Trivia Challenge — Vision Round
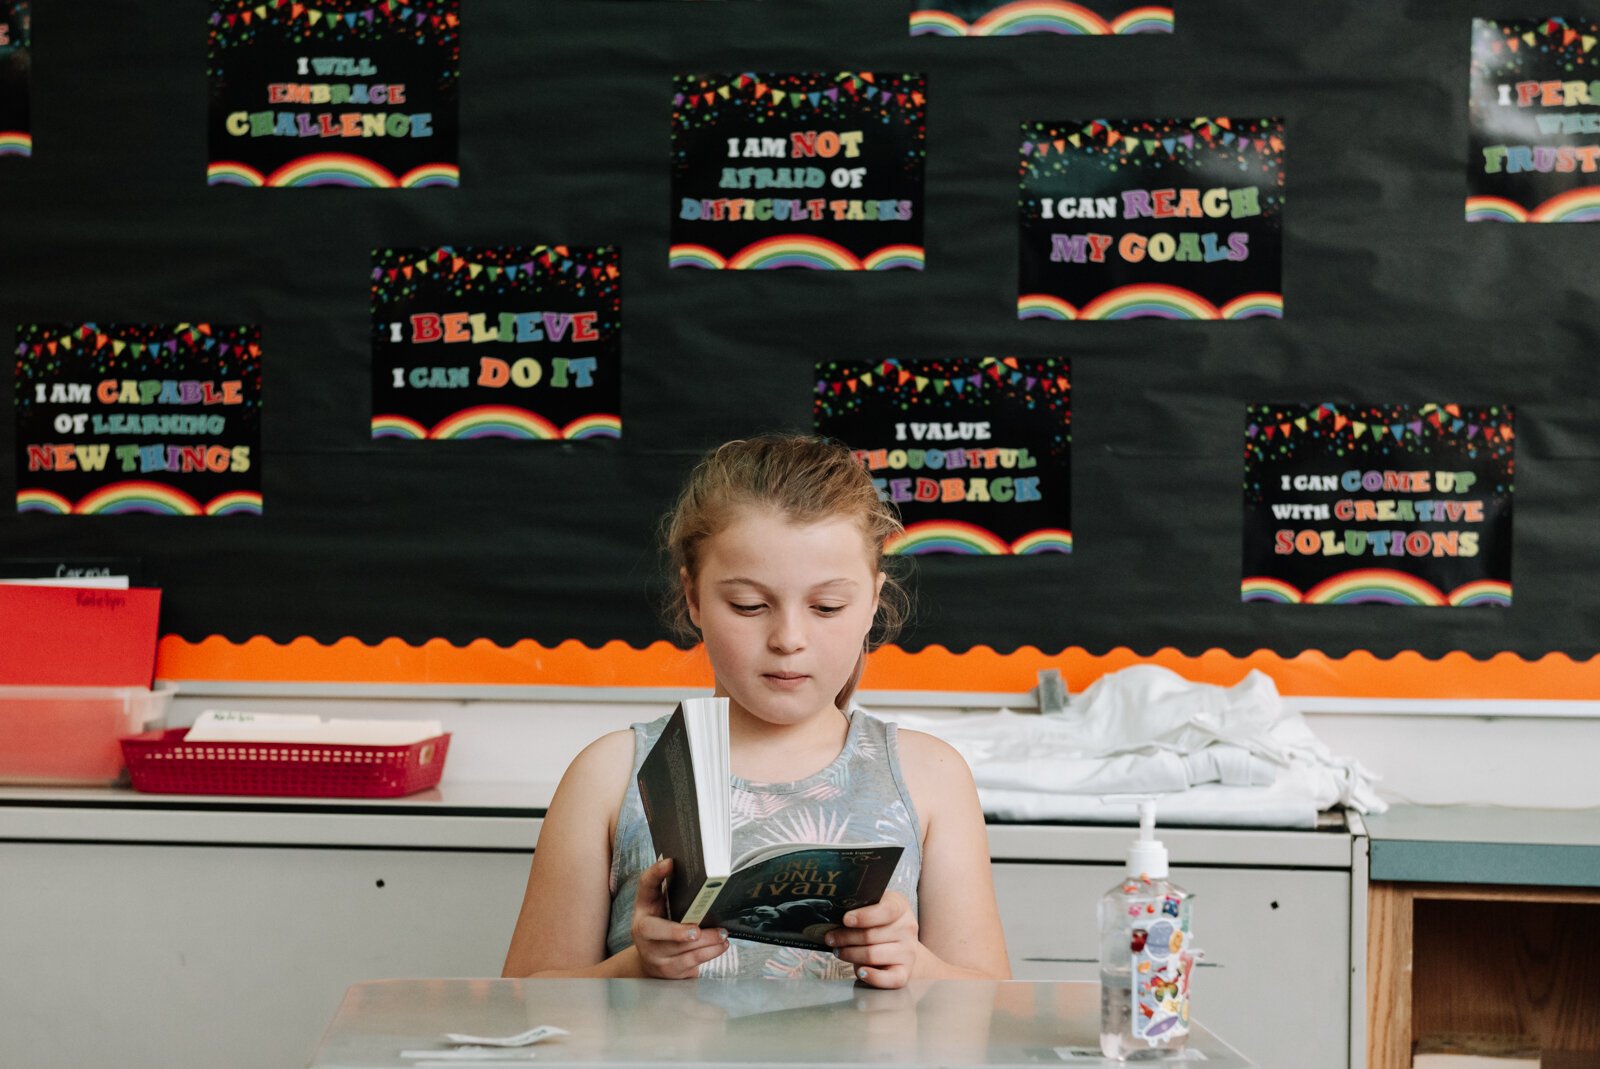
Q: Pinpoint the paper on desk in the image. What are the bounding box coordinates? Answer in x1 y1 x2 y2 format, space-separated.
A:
442 1026 567 1048
184 709 444 745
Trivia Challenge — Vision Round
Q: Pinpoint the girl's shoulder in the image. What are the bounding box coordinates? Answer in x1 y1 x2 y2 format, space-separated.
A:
552 728 637 814
886 721 969 767
881 723 978 814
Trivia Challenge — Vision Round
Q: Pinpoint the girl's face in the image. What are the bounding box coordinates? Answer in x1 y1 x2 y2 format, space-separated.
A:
686 507 884 730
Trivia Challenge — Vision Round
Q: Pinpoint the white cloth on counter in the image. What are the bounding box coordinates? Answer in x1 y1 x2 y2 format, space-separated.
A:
882 665 1384 830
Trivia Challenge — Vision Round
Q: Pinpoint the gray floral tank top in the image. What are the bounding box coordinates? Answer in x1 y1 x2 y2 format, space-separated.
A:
606 708 923 980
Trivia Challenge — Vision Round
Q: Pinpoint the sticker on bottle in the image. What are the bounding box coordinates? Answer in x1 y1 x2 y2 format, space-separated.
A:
1130 909 1194 1045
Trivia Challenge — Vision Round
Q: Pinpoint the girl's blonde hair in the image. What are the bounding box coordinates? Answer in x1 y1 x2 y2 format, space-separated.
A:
661 435 910 706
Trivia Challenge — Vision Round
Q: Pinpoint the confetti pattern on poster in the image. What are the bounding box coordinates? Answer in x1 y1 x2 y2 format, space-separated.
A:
671 72 927 270
371 245 621 441
207 0 459 188
0 2 30 158
1242 404 1514 607
1468 17 1600 221
910 0 1172 37
15 324 264 516
1018 117 1284 321
815 358 1071 555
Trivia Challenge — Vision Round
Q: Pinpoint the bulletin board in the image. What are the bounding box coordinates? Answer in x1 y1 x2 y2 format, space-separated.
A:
2 0 1598 697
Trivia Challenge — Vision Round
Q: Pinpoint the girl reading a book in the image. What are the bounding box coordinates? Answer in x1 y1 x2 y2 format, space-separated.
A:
503 434 1011 987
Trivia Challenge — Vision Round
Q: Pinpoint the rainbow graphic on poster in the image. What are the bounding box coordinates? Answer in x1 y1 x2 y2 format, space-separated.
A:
1239 577 1302 604
862 244 928 271
667 245 729 270
1019 286 1282 321
16 488 71 515
371 414 430 440
213 154 460 189
0 131 31 157
909 2 1173 36
562 414 623 440
1467 188 1600 223
429 405 562 441
1447 580 1513 607
204 490 263 516
1017 294 1079 321
1464 196 1528 223
206 161 265 187
398 163 462 189
72 481 206 517
670 237 926 272
1243 571 1512 607
889 520 1014 555
1011 528 1074 554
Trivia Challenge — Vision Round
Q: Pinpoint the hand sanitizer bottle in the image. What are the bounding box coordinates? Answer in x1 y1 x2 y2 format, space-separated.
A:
1098 799 1196 1060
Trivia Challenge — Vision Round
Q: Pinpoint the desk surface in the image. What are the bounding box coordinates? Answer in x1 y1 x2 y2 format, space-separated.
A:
307 978 1251 1068
1365 804 1600 887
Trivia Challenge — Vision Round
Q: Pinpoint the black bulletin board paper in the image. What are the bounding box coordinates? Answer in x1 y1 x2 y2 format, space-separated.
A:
1 0 1598 665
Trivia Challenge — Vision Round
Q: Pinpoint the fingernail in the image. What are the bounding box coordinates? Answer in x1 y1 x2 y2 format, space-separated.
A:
718 929 729 942
857 967 869 981
843 912 856 926
684 927 699 941
824 934 835 947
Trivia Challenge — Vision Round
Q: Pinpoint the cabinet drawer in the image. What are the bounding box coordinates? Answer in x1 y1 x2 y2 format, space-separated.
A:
992 861 1350 1069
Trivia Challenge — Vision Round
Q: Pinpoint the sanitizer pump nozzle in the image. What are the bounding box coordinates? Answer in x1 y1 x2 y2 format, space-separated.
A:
1125 798 1169 879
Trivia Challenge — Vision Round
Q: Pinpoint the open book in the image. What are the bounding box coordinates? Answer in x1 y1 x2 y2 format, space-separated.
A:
636 697 904 951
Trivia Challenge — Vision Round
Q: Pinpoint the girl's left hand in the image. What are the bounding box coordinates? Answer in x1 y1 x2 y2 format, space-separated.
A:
825 891 922 989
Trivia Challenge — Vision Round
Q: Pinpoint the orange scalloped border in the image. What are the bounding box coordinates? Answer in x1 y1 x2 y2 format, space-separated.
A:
154 636 1600 700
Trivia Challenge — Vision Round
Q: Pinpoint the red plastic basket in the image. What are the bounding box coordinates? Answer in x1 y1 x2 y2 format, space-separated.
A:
119 728 451 798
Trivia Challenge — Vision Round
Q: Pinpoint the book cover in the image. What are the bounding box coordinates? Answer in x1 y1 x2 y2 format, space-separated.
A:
702 844 904 951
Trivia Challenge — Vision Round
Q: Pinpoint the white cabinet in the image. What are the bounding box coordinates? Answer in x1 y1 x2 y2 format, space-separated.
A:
993 861 1351 1069
0 841 532 1069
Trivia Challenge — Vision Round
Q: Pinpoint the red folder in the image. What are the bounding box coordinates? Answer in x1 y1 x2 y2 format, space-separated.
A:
0 585 162 687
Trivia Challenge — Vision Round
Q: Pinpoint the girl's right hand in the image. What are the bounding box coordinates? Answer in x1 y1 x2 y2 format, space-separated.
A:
631 857 730 979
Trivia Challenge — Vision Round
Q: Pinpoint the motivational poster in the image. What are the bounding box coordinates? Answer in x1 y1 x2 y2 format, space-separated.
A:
15 324 264 516
1018 117 1284 320
1242 404 1514 607
671 72 927 270
814 358 1071 555
0 2 29 158
910 1 1173 37
371 245 621 441
207 0 459 188
1468 17 1600 222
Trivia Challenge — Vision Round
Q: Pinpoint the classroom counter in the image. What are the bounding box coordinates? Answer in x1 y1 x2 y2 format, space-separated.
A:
0 782 1357 865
